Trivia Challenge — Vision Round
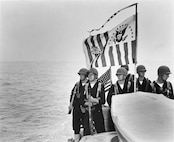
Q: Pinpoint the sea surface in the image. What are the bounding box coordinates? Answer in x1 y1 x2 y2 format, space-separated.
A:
0 61 84 142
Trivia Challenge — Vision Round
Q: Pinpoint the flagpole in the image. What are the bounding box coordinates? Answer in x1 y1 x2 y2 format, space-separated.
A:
134 3 138 92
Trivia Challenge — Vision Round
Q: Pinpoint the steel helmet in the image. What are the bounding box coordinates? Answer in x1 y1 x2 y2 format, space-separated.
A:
116 67 128 76
121 65 129 71
158 65 171 76
78 68 89 76
89 68 98 77
136 65 146 73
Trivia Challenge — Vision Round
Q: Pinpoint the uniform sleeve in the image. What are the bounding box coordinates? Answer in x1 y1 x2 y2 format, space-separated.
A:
99 83 105 105
147 79 153 92
70 84 76 102
79 84 86 106
169 82 174 99
70 82 80 107
129 81 134 93
151 81 156 93
107 85 114 107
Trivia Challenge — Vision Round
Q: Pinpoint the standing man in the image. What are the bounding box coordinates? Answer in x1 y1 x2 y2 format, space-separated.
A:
107 67 134 107
106 67 134 131
136 65 152 92
121 64 134 85
68 68 89 142
83 68 105 136
151 65 174 99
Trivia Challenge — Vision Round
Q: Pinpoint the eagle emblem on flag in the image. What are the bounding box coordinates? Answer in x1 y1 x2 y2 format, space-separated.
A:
91 46 102 56
114 25 128 42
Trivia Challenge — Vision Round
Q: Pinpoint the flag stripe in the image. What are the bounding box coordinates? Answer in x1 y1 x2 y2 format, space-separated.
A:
105 87 110 93
90 36 99 67
105 81 112 92
124 42 129 64
84 39 93 63
103 82 111 88
94 55 99 67
109 46 115 66
103 32 109 66
87 36 96 67
98 68 111 93
116 44 122 65
90 36 95 46
105 81 111 88
96 33 107 67
104 32 109 45
96 34 104 67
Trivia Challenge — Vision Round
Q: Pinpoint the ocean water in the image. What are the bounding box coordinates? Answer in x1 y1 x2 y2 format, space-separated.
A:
0 61 84 142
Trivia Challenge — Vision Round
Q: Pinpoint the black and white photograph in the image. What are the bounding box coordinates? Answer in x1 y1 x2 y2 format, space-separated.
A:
0 0 174 142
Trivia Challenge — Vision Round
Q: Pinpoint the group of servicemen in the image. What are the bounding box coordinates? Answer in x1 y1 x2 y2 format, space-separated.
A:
68 65 174 142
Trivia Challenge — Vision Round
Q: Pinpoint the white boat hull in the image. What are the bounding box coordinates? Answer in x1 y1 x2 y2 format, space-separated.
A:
111 92 174 142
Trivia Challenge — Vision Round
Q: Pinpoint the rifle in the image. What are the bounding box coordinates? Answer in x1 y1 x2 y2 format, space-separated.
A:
85 83 96 135
68 85 77 114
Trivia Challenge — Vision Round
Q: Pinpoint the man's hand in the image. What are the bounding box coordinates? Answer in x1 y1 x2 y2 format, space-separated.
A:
68 104 73 114
76 93 80 98
84 101 93 107
90 96 99 104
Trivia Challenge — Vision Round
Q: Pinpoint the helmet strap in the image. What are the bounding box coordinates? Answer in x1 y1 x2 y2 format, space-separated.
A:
157 76 164 83
82 78 88 83
138 76 144 81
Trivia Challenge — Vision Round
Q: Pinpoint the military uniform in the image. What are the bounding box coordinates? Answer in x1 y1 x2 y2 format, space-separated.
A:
83 68 105 136
83 81 105 135
106 75 134 132
151 81 174 99
107 80 134 107
136 78 152 92
69 68 89 141
151 65 174 99
70 81 86 134
107 67 134 107
136 65 152 92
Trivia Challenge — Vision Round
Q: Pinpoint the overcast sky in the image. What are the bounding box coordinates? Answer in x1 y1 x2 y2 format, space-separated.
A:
0 0 174 64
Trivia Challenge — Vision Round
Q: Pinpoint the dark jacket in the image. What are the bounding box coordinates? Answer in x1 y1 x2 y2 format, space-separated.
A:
70 81 86 133
83 81 105 110
136 77 152 92
107 80 134 107
70 81 85 109
151 81 174 99
83 80 105 135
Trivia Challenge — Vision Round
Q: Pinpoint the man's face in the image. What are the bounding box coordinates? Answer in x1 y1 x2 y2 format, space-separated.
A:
162 73 170 81
79 74 86 81
88 73 95 81
116 74 124 81
138 71 146 77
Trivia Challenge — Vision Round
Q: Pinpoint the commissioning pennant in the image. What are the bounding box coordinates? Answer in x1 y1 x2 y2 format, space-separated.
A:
83 14 137 68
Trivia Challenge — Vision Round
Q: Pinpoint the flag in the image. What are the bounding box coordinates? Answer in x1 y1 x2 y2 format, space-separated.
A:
98 67 112 92
83 14 137 68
